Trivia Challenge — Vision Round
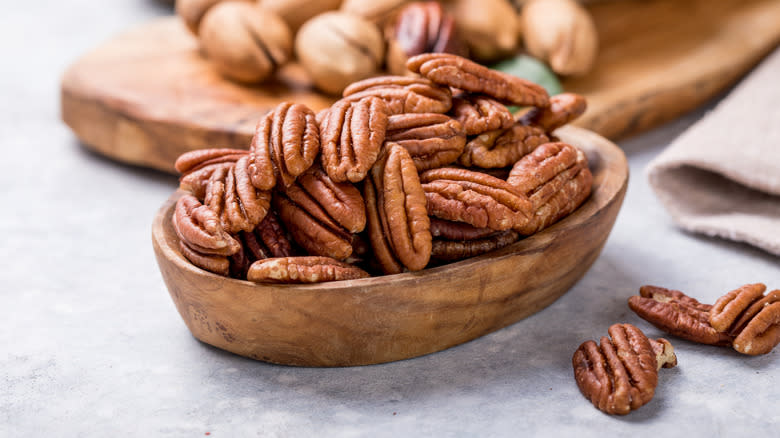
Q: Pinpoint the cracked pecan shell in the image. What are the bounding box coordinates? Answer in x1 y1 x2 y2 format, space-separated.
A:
710 284 780 355
458 124 549 169
431 230 519 262
172 194 242 276
275 167 365 260
320 96 390 183
247 256 370 284
572 323 677 416
342 76 453 114
248 102 320 190
507 142 592 234
203 156 272 234
365 143 432 273
450 95 514 136
385 113 466 171
520 93 587 133
406 53 549 107
628 286 733 346
420 168 532 231
176 148 248 200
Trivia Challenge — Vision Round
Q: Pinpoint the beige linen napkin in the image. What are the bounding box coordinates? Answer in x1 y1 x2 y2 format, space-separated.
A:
647 48 780 256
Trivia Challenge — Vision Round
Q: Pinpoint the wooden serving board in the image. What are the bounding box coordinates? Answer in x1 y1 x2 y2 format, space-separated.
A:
61 0 780 174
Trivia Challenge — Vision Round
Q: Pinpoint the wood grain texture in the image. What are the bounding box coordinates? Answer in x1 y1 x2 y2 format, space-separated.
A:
62 0 780 173
151 126 628 366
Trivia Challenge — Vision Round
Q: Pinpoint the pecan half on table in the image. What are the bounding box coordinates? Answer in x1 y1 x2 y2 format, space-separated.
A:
406 53 550 108
629 284 780 355
573 323 677 415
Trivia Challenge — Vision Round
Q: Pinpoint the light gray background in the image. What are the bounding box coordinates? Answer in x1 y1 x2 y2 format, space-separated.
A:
2 1 778 436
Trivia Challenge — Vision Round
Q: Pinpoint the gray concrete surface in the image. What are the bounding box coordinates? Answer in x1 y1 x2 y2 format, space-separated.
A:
1 1 778 436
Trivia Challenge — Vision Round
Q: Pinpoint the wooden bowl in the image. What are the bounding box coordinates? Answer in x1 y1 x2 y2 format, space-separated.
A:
152 126 628 367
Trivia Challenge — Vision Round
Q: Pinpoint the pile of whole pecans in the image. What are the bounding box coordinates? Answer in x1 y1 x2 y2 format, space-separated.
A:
175 0 598 91
171 53 592 283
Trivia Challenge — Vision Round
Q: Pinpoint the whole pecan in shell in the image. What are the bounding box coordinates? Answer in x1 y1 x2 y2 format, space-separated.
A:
420 168 532 231
431 230 519 262
386 2 466 75
248 102 320 190
172 194 241 275
274 167 365 260
406 53 550 107
247 256 370 283
385 113 466 171
507 142 592 234
710 284 780 355
176 148 248 200
204 156 272 234
342 76 453 114
365 143 432 273
450 95 514 136
459 124 549 169
519 93 587 133
320 96 390 183
628 285 733 346
572 323 677 416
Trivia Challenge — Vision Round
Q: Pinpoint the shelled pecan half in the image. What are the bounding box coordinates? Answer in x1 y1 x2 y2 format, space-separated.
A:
431 230 519 262
519 93 587 133
450 95 514 136
507 142 592 234
172 194 241 276
628 286 735 346
365 143 432 273
342 76 453 114
203 156 272 234
248 102 320 190
274 167 365 260
429 218 496 241
458 124 549 168
176 148 248 200
247 256 370 283
385 113 466 171
572 323 677 415
420 167 532 231
240 211 294 261
709 284 780 355
406 53 549 107
319 96 390 183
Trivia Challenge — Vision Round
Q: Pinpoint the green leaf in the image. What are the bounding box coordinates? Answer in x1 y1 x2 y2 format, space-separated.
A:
490 54 563 97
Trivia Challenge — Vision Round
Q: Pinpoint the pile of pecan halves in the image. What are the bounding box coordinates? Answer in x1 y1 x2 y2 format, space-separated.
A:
171 53 592 284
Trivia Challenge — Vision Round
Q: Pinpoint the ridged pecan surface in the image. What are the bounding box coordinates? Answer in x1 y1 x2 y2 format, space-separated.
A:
385 113 466 171
248 102 320 190
520 93 587 133
450 95 514 136
390 1 465 58
204 156 272 234
406 53 549 107
431 230 519 261
247 256 370 283
320 96 389 182
507 142 592 234
365 143 432 273
420 168 532 231
459 124 549 168
342 76 453 114
572 324 677 415
176 148 248 200
710 284 780 355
